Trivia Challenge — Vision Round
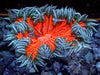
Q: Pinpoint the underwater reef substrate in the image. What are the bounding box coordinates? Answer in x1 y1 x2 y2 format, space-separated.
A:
0 5 100 75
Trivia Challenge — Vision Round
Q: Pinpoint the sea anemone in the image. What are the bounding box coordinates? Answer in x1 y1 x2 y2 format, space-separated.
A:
6 5 98 72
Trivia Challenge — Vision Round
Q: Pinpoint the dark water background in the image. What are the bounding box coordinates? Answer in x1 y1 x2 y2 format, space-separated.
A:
0 0 100 18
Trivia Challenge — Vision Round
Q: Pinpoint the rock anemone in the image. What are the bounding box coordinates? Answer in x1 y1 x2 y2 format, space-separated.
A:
6 5 97 72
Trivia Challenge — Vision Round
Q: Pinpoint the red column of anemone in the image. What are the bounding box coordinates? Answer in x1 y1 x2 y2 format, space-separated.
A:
15 15 86 60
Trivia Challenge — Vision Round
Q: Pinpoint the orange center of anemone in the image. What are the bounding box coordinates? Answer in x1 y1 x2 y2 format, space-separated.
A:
15 15 85 60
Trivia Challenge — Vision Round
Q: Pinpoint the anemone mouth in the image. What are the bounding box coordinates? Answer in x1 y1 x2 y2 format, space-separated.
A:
15 15 85 60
